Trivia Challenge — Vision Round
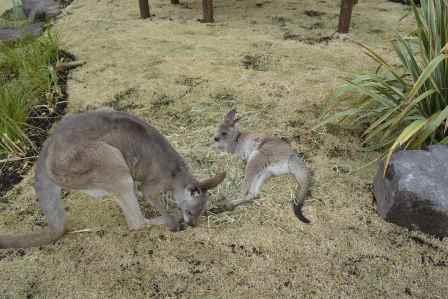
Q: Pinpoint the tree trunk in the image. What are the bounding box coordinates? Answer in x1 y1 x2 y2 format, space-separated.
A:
201 0 214 23
171 0 180 5
338 0 355 33
138 0 150 19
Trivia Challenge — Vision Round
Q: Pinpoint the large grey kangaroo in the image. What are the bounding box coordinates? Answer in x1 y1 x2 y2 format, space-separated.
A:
0 110 225 249
213 110 311 223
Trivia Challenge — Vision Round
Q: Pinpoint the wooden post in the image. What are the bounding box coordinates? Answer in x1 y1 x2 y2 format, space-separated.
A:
337 0 355 34
138 0 150 19
201 0 214 23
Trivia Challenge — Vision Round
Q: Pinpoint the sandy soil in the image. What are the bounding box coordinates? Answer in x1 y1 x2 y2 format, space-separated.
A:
0 1 14 15
1 0 448 297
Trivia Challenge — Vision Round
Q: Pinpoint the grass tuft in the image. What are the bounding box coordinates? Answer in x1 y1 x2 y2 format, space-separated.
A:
319 0 448 165
0 32 60 158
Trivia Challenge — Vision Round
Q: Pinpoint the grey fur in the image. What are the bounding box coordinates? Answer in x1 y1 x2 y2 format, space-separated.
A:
213 110 311 223
0 110 225 249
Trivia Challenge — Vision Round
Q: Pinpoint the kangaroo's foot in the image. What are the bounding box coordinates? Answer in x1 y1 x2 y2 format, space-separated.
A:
144 215 184 232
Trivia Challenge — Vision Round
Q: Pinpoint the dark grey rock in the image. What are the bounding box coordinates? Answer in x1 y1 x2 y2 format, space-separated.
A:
0 0 65 42
373 145 448 238
22 0 61 22
0 22 44 41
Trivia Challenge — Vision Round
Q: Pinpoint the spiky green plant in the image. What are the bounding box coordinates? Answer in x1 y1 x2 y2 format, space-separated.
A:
0 0 27 27
319 0 448 168
0 32 60 159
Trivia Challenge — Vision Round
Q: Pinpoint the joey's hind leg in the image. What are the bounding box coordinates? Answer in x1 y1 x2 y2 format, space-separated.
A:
226 158 272 209
226 171 271 209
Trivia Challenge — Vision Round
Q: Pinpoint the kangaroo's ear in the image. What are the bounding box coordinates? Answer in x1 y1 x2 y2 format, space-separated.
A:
198 172 226 191
186 184 201 198
225 109 238 124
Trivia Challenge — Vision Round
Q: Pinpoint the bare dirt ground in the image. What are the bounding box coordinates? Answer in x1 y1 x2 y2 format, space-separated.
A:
2 0 448 297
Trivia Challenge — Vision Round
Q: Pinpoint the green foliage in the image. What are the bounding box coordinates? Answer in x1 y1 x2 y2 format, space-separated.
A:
0 32 60 158
0 0 27 27
320 0 448 165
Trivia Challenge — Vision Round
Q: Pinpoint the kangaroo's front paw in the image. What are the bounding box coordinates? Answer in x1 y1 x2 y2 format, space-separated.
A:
165 216 184 232
223 200 236 210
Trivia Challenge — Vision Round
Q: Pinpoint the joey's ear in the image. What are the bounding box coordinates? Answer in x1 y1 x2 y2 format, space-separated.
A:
225 109 238 124
198 172 226 191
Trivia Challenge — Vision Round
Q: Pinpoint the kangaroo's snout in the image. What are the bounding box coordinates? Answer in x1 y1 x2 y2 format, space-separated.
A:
184 215 199 227
186 219 198 227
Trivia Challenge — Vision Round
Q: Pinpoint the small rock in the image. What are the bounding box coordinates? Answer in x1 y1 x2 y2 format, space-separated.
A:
23 0 61 22
388 0 420 6
304 10 325 17
0 22 44 41
373 145 448 238
0 0 65 42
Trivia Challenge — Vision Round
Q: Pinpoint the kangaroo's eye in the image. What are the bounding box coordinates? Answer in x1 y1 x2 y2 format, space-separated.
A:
221 132 228 136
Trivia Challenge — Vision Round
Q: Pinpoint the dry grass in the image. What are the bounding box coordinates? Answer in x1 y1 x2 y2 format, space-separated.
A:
0 1 13 15
1 0 448 297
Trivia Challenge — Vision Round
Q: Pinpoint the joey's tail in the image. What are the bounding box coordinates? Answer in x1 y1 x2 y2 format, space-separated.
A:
288 152 311 224
0 142 66 249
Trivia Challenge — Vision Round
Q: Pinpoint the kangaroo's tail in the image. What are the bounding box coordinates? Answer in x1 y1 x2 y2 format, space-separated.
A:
288 152 311 224
0 142 66 249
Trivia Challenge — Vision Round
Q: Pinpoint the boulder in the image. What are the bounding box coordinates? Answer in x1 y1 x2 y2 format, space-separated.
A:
0 0 63 42
373 145 448 238
0 22 44 41
22 0 61 22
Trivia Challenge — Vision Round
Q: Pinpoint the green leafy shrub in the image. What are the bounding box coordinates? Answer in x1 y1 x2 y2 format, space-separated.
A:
320 0 448 167
0 32 60 159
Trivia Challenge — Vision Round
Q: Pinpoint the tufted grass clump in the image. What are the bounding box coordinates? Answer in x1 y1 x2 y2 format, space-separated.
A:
320 0 448 168
0 32 60 159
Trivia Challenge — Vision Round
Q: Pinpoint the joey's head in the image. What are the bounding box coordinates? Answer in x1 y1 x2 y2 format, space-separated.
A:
214 109 241 153
175 172 226 227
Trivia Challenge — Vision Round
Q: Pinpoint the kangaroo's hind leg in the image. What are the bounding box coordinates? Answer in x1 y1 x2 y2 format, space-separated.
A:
55 142 150 231
226 153 272 209
35 142 66 237
92 143 152 230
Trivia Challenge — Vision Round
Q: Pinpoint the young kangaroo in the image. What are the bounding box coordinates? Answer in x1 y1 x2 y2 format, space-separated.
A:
213 110 311 223
0 110 225 249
